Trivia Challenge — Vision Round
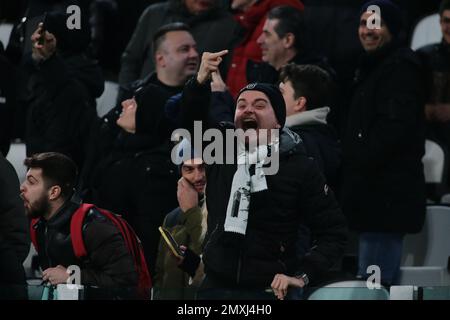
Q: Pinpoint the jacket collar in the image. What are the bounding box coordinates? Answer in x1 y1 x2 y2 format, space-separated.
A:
286 107 330 128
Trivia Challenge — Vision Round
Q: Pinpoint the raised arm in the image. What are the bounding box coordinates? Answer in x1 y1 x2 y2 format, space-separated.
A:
180 50 228 133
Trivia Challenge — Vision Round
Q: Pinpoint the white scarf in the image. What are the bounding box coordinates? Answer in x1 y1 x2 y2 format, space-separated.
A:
223 143 276 235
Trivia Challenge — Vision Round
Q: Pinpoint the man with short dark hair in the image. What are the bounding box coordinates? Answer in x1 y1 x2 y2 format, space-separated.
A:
20 152 138 291
279 63 341 190
417 0 450 186
118 0 238 86
254 5 333 84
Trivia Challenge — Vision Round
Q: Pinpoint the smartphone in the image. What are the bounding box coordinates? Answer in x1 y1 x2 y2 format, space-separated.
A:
158 226 184 259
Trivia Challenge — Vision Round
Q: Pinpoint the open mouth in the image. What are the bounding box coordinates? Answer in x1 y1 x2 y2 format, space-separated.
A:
242 118 258 131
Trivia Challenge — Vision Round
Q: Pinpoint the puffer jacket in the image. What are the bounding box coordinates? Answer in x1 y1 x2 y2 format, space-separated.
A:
180 77 348 288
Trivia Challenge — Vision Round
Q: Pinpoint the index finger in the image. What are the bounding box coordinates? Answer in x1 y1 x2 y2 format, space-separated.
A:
209 50 228 59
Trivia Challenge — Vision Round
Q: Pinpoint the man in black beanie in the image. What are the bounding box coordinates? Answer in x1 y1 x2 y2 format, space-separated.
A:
341 0 426 286
178 51 348 300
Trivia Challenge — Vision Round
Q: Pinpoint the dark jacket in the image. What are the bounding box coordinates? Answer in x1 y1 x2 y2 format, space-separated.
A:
246 52 336 86
32 201 138 288
180 77 348 288
24 54 95 169
89 81 180 276
0 154 29 263
1 154 29 296
0 50 16 156
118 0 239 85
342 43 426 233
286 107 341 191
417 40 450 145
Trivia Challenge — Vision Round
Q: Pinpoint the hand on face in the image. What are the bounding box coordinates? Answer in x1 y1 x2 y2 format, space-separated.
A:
42 265 70 285
177 177 199 213
31 23 57 62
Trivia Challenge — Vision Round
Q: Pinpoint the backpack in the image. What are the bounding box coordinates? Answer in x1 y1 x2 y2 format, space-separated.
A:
30 203 152 299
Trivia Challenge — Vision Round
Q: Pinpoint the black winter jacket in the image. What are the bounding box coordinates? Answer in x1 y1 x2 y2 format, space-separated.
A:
24 54 95 169
180 77 348 288
342 43 426 233
0 154 29 262
32 201 138 288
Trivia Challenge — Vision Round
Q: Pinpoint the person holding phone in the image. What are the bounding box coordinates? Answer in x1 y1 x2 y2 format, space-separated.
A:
154 139 207 300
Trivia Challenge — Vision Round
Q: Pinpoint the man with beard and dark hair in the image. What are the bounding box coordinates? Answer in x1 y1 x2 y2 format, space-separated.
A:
20 152 138 294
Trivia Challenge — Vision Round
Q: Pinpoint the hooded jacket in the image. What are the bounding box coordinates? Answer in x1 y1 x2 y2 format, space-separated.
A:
179 77 348 288
286 107 341 190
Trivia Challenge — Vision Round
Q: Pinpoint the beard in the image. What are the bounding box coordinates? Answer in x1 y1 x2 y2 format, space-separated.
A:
25 193 51 219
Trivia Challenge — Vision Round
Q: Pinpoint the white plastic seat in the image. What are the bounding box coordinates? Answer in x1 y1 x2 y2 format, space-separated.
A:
411 14 442 50
0 23 13 48
6 142 27 184
401 205 450 286
423 140 445 183
307 280 389 300
399 266 450 287
96 81 119 117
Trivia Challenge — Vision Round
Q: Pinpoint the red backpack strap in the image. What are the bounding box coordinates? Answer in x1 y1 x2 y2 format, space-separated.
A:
70 203 96 258
30 218 40 251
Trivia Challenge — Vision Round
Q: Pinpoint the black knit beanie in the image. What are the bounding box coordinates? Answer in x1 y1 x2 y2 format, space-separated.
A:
238 83 286 128
359 0 403 36
43 11 91 54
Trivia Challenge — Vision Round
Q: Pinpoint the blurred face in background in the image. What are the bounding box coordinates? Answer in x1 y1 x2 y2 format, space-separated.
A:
441 9 450 44
359 12 392 52
184 0 215 15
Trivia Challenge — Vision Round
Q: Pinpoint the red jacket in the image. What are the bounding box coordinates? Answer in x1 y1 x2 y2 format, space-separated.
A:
226 0 304 98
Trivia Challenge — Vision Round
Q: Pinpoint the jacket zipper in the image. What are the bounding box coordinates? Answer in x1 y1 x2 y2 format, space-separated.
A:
236 250 242 285
44 225 52 267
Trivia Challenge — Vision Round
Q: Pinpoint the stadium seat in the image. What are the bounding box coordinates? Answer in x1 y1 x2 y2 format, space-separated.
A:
96 81 119 117
6 142 27 184
401 206 450 286
411 13 442 50
423 140 445 184
307 280 390 300
0 23 13 48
